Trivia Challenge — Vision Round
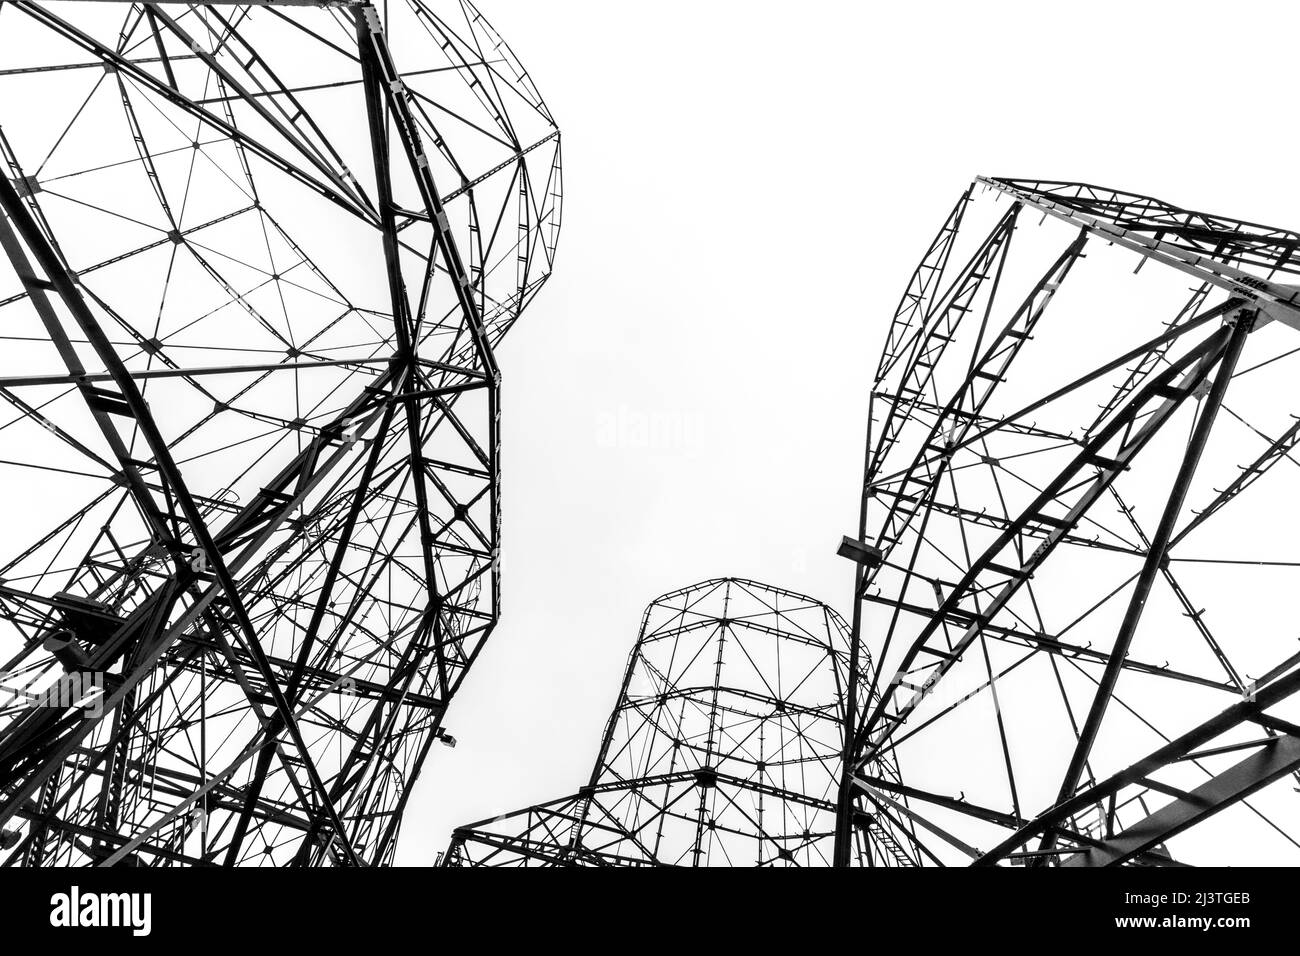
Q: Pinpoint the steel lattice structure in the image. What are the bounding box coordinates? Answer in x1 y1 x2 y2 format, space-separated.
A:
443 578 916 867
833 178 1300 866
0 0 560 865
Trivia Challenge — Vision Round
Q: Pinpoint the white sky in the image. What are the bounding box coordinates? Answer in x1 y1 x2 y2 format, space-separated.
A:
395 0 1300 863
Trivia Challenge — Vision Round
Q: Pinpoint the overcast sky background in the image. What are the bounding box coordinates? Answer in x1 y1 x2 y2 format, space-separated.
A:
395 0 1300 863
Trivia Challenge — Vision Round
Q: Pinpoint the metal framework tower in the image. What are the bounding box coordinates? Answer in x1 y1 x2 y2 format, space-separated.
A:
0 0 561 865
835 178 1300 866
443 578 915 867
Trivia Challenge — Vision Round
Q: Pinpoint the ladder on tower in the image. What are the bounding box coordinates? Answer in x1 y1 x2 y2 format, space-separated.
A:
865 816 917 867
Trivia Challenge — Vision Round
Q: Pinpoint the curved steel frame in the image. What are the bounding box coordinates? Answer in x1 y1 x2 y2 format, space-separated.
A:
0 0 560 866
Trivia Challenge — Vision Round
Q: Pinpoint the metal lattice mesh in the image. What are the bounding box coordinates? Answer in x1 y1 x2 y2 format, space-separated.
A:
843 177 1300 866
0 0 560 866
444 578 914 868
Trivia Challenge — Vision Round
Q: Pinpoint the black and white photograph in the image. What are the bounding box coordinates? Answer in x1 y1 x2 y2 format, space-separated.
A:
0 0 1292 940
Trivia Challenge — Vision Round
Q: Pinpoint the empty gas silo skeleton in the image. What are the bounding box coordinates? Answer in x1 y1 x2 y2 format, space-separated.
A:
0 0 560 866
443 578 915 867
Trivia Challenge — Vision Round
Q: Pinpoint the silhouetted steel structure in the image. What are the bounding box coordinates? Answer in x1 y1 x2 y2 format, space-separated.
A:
0 0 560 865
835 178 1300 866
443 578 915 867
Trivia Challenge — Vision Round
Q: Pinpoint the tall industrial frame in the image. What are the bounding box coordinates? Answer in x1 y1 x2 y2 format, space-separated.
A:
0 0 560 865
834 178 1300 866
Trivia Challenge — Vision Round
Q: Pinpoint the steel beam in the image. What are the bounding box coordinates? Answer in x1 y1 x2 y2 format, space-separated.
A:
1061 734 1300 866
1039 308 1255 859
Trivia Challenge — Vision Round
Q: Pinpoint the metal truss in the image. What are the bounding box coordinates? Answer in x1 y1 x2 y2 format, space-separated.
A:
0 0 560 865
442 578 918 867
835 178 1300 866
